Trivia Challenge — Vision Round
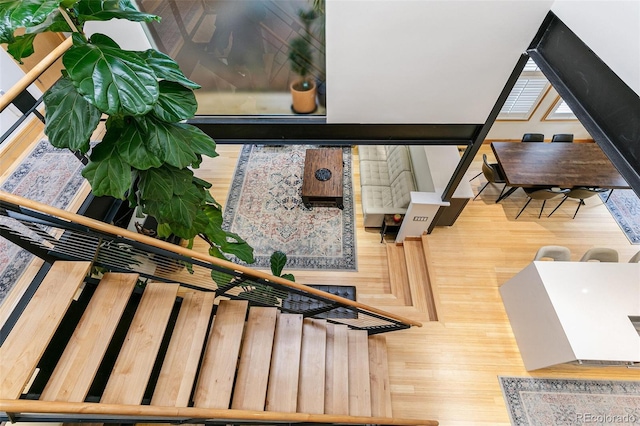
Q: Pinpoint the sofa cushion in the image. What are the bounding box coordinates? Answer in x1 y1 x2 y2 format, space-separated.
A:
390 171 415 208
361 185 393 209
358 145 387 161
359 160 390 186
386 146 412 183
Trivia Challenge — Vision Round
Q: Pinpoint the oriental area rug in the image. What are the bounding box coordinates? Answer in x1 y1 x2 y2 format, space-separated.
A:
600 189 640 244
0 139 87 305
223 144 356 271
500 376 640 426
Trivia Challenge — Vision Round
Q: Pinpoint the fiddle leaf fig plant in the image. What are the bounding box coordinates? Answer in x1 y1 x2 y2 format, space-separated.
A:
0 0 255 264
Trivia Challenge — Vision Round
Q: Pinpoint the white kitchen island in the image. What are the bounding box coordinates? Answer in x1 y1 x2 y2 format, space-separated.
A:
500 261 640 371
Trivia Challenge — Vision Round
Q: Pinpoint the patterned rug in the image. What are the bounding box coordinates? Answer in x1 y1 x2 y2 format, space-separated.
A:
500 376 640 426
600 189 640 244
223 145 356 270
0 139 86 305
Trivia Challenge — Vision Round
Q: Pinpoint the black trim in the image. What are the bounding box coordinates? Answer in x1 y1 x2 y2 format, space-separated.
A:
528 12 640 197
189 116 481 144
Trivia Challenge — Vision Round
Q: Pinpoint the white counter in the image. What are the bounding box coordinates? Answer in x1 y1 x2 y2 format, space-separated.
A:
500 261 640 371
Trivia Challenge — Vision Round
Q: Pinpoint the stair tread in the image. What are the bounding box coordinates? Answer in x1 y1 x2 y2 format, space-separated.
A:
348 329 372 417
101 282 179 405
297 318 327 414
386 243 412 305
231 307 278 411
193 299 248 409
0 261 91 399
368 335 393 418
324 323 349 415
403 240 437 320
151 291 215 407
266 313 303 413
41 272 138 402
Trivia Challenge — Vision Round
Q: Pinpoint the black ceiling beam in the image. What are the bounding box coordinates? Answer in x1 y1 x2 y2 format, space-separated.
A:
189 116 480 145
528 12 640 198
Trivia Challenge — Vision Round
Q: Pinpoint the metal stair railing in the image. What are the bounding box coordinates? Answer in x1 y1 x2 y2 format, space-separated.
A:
0 399 438 426
1 190 422 334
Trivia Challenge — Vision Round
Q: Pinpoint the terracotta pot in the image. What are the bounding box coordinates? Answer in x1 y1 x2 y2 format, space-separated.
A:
290 79 317 114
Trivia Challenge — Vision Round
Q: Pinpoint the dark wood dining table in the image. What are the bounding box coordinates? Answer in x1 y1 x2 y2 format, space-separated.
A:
490 142 630 201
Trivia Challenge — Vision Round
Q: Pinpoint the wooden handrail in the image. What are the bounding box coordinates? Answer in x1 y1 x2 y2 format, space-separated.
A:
0 37 72 114
0 190 422 328
0 399 438 425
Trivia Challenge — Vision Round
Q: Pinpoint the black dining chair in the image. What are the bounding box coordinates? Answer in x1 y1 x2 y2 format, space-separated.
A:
521 133 544 142
551 133 574 142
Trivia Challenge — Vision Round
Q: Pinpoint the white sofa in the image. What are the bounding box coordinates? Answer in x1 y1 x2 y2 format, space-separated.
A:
358 145 434 227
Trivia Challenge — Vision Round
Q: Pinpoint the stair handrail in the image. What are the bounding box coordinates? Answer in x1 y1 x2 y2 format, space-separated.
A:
0 190 422 328
0 399 438 425
0 37 72 114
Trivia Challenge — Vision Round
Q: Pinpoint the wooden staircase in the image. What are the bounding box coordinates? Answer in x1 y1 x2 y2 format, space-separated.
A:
0 261 431 424
385 236 438 321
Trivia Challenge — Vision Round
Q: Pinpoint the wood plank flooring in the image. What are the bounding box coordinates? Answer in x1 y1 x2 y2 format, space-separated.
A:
193 143 640 425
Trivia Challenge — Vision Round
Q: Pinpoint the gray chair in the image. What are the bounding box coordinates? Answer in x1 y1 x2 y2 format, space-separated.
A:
551 133 574 142
515 187 569 219
521 133 544 142
473 154 510 201
580 247 619 262
547 187 608 218
533 245 572 261
628 251 640 263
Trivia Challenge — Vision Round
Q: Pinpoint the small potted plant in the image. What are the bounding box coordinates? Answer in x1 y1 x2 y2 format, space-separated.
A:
288 9 317 113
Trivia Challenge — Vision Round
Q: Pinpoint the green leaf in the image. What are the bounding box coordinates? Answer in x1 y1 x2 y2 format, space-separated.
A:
138 167 173 201
186 124 218 158
43 77 101 153
74 0 160 24
152 80 198 122
281 273 295 282
139 49 201 90
137 166 193 201
156 222 172 238
144 119 217 168
202 205 255 263
82 140 132 198
193 176 212 190
24 9 72 35
117 119 163 170
0 0 60 44
63 32 159 116
6 33 36 61
143 185 204 229
270 251 287 277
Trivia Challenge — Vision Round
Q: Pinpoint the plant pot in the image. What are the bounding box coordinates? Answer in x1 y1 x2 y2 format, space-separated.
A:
290 79 317 114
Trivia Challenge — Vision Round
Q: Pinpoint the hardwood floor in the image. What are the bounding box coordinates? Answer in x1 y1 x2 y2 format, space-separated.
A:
194 143 640 426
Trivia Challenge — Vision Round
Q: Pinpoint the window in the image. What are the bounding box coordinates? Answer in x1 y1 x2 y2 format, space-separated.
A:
498 58 549 120
136 0 326 116
544 97 578 120
498 77 549 120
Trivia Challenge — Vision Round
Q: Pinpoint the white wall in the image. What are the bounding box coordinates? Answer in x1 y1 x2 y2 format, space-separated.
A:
325 0 553 124
85 20 152 51
0 49 42 137
552 0 640 96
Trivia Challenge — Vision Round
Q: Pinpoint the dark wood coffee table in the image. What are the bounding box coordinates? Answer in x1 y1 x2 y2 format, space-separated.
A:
301 148 344 209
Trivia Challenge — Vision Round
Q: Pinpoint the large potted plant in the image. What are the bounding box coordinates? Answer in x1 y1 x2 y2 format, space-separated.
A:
288 8 317 114
0 0 254 264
